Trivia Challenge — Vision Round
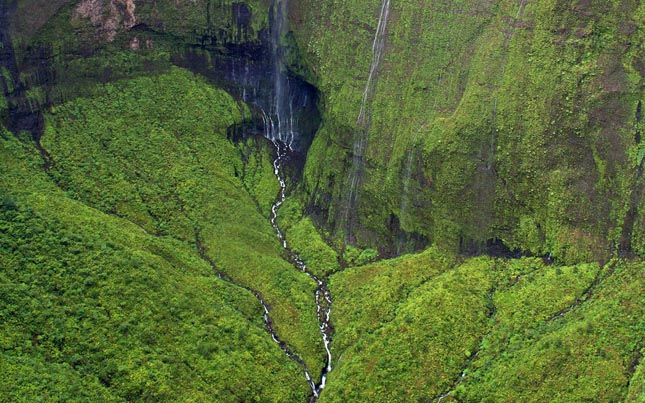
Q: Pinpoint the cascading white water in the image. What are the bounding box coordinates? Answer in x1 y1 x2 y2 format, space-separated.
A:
268 140 333 400
265 0 298 149
343 0 391 239
257 1 334 400
356 0 391 130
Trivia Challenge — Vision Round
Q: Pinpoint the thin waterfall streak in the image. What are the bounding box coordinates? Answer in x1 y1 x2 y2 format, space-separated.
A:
400 124 425 226
357 0 390 127
345 0 391 235
372 0 387 54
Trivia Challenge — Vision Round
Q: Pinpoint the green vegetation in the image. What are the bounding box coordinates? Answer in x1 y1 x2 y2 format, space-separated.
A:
294 0 645 262
277 196 341 277
238 138 282 218
460 259 644 403
3 1 645 402
39 67 325 374
323 252 643 402
323 258 495 402
0 127 309 401
627 349 645 402
329 245 455 356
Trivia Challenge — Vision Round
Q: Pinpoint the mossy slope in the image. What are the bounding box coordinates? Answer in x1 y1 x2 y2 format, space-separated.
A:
325 250 644 402
294 0 645 262
0 129 309 401
0 66 331 401
40 66 325 373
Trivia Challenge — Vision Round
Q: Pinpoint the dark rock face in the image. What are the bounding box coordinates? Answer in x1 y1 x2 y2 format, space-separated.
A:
177 47 319 153
0 1 44 141
6 0 320 158
176 2 320 155
232 2 252 42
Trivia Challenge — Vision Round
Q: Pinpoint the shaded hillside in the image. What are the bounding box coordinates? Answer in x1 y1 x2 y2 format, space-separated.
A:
0 67 319 401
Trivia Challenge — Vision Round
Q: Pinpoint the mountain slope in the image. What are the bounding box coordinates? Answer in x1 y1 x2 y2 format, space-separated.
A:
0 67 318 401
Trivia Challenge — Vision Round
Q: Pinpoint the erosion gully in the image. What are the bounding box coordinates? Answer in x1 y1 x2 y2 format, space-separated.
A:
211 0 334 397
257 0 333 399
268 140 333 402
196 178 333 402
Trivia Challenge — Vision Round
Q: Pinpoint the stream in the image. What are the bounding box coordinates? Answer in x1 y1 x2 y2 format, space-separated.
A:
236 0 333 399
268 140 333 401
197 208 331 401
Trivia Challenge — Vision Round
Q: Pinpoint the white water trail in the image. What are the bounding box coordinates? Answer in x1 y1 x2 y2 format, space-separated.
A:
436 370 467 403
268 140 333 400
268 0 300 147
254 2 334 399
209 264 318 394
343 0 391 236
257 290 317 393
356 0 391 128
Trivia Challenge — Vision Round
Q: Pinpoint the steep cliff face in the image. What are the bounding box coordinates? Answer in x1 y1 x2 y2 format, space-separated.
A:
1 2 326 397
0 1 45 140
7 0 645 263
6 0 269 101
4 0 320 153
292 0 645 263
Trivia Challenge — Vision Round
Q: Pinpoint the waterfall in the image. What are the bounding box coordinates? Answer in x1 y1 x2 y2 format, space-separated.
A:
356 0 391 129
266 0 297 148
258 1 334 400
342 0 391 242
193 0 320 154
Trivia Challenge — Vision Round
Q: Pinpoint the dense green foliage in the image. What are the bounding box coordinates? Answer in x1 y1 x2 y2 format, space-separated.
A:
294 0 645 261
38 67 326 373
324 253 644 402
0 127 309 401
460 260 644 403
3 1 645 402
277 196 341 277
628 352 645 402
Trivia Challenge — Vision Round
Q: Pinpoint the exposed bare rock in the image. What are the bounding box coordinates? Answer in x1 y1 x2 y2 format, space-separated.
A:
73 0 136 42
129 36 139 49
